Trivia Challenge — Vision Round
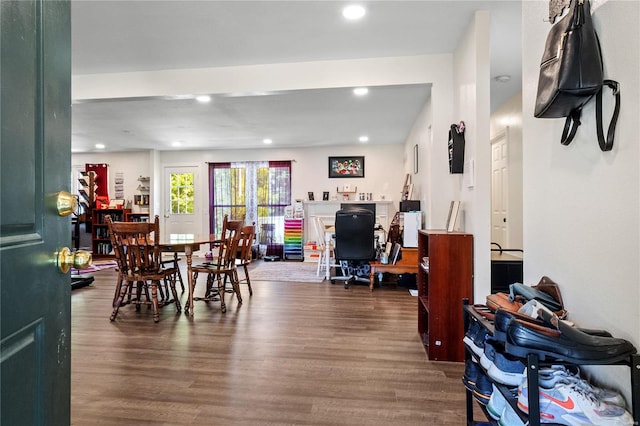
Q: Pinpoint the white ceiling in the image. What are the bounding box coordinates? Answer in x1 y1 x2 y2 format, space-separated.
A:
71 1 522 153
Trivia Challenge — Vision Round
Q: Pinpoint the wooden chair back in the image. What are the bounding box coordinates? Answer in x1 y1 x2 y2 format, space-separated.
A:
238 225 255 264
106 215 161 276
215 223 242 268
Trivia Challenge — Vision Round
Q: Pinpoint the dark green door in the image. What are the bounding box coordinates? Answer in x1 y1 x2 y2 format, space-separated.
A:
1 0 72 424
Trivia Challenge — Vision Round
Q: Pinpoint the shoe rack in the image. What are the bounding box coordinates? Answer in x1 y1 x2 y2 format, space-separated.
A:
462 300 640 426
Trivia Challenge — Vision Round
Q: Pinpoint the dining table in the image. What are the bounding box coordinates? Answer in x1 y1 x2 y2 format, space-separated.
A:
159 234 220 316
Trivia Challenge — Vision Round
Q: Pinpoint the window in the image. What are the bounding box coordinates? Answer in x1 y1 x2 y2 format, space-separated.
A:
170 172 194 214
209 161 291 253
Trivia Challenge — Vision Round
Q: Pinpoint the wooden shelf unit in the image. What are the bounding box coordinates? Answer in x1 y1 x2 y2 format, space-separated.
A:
91 208 130 258
417 230 473 362
125 212 150 222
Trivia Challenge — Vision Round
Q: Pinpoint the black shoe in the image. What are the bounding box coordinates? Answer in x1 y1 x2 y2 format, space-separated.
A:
505 317 636 364
494 308 612 342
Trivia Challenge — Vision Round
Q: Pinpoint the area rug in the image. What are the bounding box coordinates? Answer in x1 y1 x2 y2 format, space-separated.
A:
71 259 117 275
248 261 324 283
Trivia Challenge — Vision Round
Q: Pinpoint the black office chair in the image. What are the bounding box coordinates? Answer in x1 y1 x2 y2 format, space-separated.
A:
330 208 375 289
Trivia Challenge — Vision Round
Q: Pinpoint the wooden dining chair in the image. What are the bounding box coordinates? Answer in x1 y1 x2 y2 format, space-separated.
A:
106 215 181 322
235 224 255 296
189 224 242 314
312 216 332 277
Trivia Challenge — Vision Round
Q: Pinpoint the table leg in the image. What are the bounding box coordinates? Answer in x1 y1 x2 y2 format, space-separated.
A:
185 245 195 316
369 269 375 292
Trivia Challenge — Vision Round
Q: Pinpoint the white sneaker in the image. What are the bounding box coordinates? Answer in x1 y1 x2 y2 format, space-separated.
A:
518 376 633 425
487 384 507 420
538 365 626 408
498 404 525 426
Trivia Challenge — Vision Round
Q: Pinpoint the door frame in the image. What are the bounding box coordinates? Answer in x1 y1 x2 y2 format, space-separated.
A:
162 164 202 240
490 127 510 248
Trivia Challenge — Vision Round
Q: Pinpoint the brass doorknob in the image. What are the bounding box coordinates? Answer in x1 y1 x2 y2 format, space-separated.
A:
56 191 78 217
56 247 92 273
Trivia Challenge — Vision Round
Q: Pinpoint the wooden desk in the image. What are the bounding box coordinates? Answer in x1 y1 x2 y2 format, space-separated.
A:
368 248 418 291
160 234 219 316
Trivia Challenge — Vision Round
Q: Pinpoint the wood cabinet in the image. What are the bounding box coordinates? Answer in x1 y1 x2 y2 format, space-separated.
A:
91 208 130 258
125 212 150 223
417 230 473 362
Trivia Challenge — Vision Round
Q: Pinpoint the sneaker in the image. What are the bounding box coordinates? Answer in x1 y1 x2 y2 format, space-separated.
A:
487 350 526 387
480 338 500 371
462 359 478 392
487 384 507 420
518 378 634 425
473 370 493 405
498 405 525 426
539 365 626 408
463 321 488 358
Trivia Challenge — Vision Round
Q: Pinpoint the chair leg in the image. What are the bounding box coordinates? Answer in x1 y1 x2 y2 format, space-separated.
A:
135 281 144 311
243 264 252 296
215 274 227 313
230 269 242 304
316 255 321 276
113 277 124 307
150 281 160 323
110 278 132 321
173 254 185 292
168 275 181 313
204 273 221 300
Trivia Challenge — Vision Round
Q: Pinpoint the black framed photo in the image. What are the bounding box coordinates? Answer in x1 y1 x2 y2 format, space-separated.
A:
322 191 329 201
328 156 365 178
307 192 314 201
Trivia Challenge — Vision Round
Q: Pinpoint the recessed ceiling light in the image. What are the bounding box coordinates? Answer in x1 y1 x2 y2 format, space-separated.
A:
353 87 369 96
359 136 369 143
172 141 182 147
263 138 273 145
195 95 211 103
95 143 105 149
494 75 511 83
343 4 366 20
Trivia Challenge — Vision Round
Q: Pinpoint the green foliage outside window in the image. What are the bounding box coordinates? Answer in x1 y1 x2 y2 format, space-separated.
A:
170 173 194 214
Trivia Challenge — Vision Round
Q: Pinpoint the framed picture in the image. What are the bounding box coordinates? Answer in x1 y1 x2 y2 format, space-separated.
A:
328 156 365 178
322 191 329 201
307 192 314 201
446 201 460 232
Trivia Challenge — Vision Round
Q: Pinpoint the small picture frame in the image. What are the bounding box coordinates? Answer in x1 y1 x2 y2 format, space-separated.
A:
446 201 460 232
307 192 315 201
328 156 365 178
322 191 329 201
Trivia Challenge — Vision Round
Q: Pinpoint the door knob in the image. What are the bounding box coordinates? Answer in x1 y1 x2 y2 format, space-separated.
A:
56 191 78 216
56 247 92 273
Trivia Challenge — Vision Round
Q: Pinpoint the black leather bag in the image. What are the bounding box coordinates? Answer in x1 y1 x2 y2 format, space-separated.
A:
534 0 620 151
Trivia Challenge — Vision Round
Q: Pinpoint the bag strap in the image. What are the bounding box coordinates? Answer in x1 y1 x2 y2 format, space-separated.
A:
595 79 620 152
561 80 620 150
561 109 582 146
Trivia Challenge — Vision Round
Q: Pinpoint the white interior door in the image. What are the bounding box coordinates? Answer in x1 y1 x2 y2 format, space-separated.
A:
491 131 509 247
163 166 200 239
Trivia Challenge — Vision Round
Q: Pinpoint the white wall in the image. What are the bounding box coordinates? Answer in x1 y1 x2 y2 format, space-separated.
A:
522 0 639 398
453 11 492 300
490 92 524 251
74 144 404 238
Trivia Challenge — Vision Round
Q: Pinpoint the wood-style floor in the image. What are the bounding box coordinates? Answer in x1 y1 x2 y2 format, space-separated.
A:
71 263 469 425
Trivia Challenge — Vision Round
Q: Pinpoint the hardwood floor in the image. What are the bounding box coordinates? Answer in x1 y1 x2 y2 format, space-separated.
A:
71 263 469 425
